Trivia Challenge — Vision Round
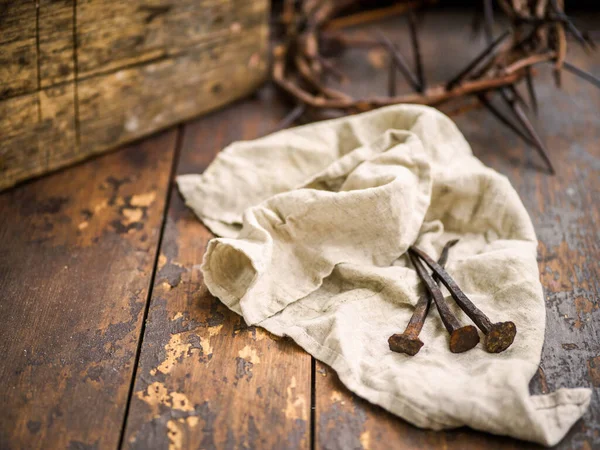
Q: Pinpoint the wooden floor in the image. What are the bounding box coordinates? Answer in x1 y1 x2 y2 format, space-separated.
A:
1 11 599 450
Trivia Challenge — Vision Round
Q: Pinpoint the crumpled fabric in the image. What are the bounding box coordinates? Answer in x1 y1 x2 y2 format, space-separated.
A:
177 104 591 446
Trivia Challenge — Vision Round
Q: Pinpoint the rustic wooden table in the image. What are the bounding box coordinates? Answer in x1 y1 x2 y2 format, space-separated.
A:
1 11 598 450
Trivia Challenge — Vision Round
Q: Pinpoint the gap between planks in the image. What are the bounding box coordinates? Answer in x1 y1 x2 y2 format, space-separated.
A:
72 0 81 151
311 356 317 450
117 124 185 449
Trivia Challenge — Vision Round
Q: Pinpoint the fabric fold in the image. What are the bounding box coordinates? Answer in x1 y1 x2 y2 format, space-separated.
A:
178 104 591 446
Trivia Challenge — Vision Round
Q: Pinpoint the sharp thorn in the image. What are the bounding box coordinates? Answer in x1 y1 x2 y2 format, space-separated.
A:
408 11 425 92
273 104 306 132
500 90 556 175
582 31 597 50
483 0 494 45
508 85 529 111
317 55 348 83
375 31 422 93
415 6 427 28
470 3 483 37
563 61 600 90
446 30 510 90
553 68 562 89
548 2 591 50
388 55 396 97
560 15 590 49
477 94 536 147
525 67 538 115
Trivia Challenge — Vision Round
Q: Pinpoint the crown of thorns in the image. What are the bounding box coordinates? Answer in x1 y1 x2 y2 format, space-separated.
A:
271 0 599 174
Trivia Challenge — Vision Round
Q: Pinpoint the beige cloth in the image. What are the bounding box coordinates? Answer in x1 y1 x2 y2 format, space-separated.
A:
177 104 591 446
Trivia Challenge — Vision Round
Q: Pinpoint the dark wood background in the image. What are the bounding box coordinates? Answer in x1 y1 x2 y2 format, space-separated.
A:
1 9 598 450
0 0 269 191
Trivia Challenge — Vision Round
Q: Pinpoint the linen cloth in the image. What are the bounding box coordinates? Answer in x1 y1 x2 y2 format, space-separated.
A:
177 104 591 446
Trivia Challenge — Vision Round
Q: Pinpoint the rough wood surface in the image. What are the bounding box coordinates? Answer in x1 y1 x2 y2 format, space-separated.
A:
0 130 177 449
0 1 38 99
38 0 76 87
76 0 267 77
77 32 267 153
0 0 269 192
314 11 600 450
122 92 313 450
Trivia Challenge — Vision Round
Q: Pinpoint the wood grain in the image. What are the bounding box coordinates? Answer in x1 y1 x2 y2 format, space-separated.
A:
122 91 312 450
315 11 600 450
38 0 75 87
76 0 268 77
0 0 37 99
77 31 267 154
0 84 77 195
0 129 177 449
0 0 269 192
316 362 534 450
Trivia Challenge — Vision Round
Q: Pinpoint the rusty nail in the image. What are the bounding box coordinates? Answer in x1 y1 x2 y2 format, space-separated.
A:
410 246 517 353
408 243 480 353
389 240 477 355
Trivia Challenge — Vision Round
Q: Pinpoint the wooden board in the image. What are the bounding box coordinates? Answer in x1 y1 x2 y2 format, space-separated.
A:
0 129 177 449
38 0 76 88
315 11 600 450
77 31 267 153
0 0 38 99
121 91 313 450
0 0 269 192
76 0 267 77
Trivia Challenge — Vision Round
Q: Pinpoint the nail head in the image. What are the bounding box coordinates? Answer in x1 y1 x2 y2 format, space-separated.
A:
449 325 480 353
389 334 424 356
484 321 517 353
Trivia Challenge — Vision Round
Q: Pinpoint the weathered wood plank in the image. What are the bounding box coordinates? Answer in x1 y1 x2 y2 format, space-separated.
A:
0 129 177 449
76 0 268 77
315 11 600 450
0 0 75 96
0 0 37 100
122 90 312 450
77 30 267 154
0 0 269 192
316 362 531 450
38 0 75 87
0 93 43 179
0 84 77 187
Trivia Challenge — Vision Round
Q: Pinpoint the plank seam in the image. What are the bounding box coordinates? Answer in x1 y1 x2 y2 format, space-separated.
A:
0 25 266 103
116 125 184 450
311 357 316 450
35 1 44 168
72 0 81 151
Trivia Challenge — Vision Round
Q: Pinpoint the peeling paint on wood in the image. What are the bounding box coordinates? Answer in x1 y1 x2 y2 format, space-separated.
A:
0 130 177 448
122 94 311 450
